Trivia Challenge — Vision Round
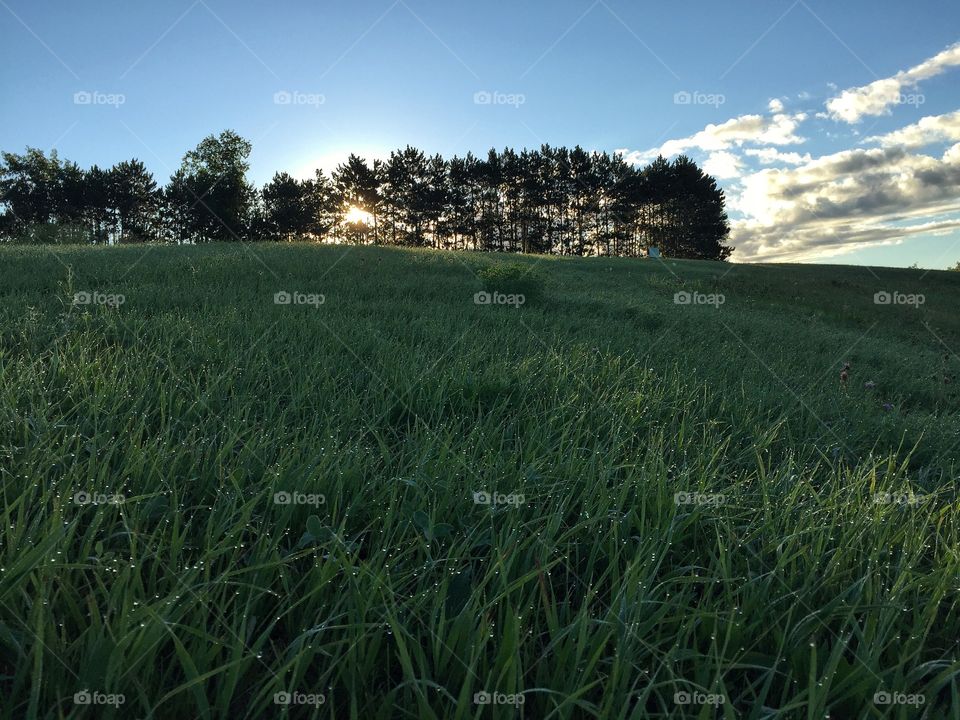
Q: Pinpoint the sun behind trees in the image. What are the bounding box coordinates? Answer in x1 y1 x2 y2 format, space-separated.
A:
0 130 733 260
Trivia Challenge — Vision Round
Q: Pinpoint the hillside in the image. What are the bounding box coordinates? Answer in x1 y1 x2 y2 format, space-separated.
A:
1 243 959 718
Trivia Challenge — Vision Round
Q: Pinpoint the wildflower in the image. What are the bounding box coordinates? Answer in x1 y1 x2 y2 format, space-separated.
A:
840 362 851 386
864 380 876 389
881 403 894 412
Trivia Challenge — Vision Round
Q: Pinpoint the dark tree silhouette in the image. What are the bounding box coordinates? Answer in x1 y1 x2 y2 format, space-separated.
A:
0 148 61 238
166 130 256 242
261 172 311 241
109 160 160 243
333 154 382 244
83 165 112 243
261 171 339 241
0 134 735 260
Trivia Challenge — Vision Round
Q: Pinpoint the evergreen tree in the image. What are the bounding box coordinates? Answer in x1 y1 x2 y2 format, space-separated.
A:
108 160 159 243
262 172 312 240
83 165 112 243
0 137 736 260
670 155 733 260
333 154 382 244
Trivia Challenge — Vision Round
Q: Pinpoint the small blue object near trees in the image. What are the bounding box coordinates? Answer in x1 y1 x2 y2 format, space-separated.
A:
648 247 661 258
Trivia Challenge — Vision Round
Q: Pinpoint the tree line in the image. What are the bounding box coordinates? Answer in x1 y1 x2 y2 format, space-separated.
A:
0 130 733 260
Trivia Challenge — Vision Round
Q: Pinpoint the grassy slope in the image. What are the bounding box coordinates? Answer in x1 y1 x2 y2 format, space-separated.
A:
1 243 959 719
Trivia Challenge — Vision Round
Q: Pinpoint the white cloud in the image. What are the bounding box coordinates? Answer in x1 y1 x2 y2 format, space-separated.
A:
730 143 960 261
735 217 960 262
864 110 960 148
824 42 960 123
614 41 960 263
617 111 806 165
945 142 960 165
702 151 743 179
743 148 812 165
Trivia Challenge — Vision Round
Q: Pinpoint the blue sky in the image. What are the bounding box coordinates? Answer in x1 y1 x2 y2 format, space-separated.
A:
2 0 959 266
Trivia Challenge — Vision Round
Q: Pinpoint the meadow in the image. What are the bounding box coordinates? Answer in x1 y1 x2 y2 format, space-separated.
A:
1 242 959 719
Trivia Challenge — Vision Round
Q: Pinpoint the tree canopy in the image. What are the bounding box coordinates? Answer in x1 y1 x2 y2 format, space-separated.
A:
0 131 734 260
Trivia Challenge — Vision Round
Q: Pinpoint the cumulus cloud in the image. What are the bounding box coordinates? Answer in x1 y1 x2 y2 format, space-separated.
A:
731 143 960 261
824 42 960 123
864 110 960 148
743 148 812 165
702 151 743 179
735 217 960 262
617 111 806 165
613 42 960 263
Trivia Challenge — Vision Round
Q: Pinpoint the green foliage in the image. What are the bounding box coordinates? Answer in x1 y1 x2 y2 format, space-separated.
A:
260 170 337 241
476 260 546 302
0 149 159 244
1 244 959 718
166 130 256 243
2 140 734 259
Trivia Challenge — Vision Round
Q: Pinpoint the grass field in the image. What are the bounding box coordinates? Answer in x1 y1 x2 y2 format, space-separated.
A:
2 243 959 719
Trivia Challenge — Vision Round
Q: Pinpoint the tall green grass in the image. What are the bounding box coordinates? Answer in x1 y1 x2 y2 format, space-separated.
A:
1 243 958 718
